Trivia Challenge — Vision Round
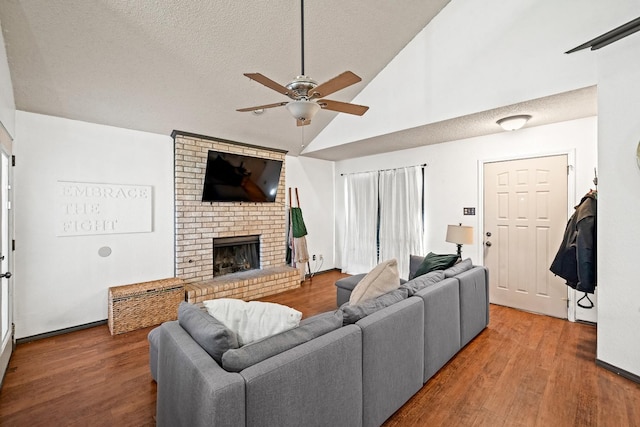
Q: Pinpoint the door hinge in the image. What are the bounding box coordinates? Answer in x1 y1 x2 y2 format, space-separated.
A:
12 239 15 251
11 155 15 167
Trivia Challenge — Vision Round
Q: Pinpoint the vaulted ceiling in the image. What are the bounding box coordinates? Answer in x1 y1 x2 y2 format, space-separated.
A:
0 1 596 159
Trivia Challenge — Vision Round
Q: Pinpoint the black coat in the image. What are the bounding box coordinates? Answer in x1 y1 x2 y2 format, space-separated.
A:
550 193 597 293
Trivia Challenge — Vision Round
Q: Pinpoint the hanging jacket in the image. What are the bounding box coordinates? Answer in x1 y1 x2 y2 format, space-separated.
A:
550 192 597 293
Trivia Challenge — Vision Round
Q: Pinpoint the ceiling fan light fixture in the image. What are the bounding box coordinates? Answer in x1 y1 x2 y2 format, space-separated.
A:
497 114 532 131
286 100 320 121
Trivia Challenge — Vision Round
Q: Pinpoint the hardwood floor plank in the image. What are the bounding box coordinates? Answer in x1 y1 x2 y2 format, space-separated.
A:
1 270 639 426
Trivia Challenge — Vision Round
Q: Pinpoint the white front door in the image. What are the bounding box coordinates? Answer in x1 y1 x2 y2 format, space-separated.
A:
483 155 568 318
0 124 13 386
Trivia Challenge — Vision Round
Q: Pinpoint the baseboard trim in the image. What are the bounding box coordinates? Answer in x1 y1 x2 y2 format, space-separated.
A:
306 268 341 279
596 358 640 384
16 320 108 344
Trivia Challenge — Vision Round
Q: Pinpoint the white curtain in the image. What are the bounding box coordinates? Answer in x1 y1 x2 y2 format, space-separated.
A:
379 166 425 280
342 171 379 274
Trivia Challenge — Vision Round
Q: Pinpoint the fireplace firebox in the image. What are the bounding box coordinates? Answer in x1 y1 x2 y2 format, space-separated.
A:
213 235 260 277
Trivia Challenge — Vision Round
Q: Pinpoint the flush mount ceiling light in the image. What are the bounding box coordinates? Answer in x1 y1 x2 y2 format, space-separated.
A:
496 114 532 131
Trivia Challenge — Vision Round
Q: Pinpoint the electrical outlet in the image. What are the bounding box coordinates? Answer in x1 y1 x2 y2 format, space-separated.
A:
312 254 316 261
319 254 323 261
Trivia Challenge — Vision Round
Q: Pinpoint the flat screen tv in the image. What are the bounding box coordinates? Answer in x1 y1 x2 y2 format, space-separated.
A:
201 150 283 203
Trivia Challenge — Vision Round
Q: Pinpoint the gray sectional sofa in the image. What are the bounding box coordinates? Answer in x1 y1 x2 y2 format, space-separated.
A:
149 260 489 427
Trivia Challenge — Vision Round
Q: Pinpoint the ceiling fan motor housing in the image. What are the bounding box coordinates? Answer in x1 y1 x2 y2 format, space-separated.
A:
286 76 318 99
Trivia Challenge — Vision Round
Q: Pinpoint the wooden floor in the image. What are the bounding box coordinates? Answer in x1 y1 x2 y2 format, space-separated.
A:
1 270 639 426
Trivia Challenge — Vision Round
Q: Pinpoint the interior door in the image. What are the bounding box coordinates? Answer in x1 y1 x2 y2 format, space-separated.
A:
0 124 13 386
484 155 568 318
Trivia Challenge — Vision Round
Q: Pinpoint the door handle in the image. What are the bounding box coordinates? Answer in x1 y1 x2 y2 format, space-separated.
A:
485 241 492 247
0 271 11 279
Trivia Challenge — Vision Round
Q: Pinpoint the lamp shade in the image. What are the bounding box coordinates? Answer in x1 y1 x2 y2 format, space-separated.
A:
286 100 321 121
446 224 474 245
496 114 531 131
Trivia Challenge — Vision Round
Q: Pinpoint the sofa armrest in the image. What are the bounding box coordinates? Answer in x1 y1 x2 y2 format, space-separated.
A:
335 274 366 306
457 266 489 347
156 321 245 427
414 277 461 382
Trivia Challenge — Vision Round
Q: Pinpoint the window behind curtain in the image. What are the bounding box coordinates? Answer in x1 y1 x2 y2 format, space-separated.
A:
379 166 425 279
342 171 379 274
343 166 425 279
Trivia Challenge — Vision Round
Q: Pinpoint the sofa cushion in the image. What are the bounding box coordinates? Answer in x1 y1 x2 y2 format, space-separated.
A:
203 298 302 346
414 252 459 278
221 310 344 372
444 258 473 278
401 270 445 296
349 258 401 305
178 301 239 364
342 287 409 325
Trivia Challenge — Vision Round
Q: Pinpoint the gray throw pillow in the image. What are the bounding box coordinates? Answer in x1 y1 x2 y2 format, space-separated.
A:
341 287 409 325
402 270 445 296
444 258 473 278
408 254 426 280
221 310 343 372
178 301 239 364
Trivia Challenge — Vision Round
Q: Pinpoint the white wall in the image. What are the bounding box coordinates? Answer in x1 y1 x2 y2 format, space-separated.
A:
14 112 174 338
0 19 15 137
596 34 640 376
335 117 597 279
285 155 335 273
305 0 624 152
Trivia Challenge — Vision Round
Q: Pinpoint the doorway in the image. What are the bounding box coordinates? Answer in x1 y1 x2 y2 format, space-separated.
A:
483 155 568 318
0 123 12 386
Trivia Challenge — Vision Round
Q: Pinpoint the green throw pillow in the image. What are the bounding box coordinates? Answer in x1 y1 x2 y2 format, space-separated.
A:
413 252 459 278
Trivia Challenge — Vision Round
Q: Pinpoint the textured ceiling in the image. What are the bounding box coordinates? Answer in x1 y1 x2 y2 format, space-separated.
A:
0 0 451 156
305 86 598 160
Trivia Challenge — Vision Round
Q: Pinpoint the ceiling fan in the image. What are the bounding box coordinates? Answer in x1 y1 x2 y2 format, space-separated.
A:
237 0 369 126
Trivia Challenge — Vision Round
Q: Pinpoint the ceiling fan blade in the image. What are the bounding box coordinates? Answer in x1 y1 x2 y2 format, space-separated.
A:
243 73 290 96
236 101 288 112
318 99 369 116
308 71 362 98
297 119 311 126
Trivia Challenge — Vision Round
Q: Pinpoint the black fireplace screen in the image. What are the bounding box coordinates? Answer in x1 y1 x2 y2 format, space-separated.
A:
213 235 260 276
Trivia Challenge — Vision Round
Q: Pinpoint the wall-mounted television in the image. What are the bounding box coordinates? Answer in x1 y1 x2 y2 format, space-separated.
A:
201 150 283 203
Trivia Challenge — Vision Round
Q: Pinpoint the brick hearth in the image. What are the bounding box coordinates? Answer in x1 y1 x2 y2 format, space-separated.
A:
172 131 300 301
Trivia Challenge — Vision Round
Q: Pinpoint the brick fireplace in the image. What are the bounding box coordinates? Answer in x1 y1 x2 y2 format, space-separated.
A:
212 235 260 277
172 131 300 302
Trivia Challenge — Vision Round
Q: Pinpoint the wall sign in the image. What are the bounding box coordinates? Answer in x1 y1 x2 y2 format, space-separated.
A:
56 181 152 236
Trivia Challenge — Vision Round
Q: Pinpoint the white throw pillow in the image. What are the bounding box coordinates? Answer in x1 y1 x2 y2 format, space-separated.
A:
349 258 401 305
203 298 302 346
